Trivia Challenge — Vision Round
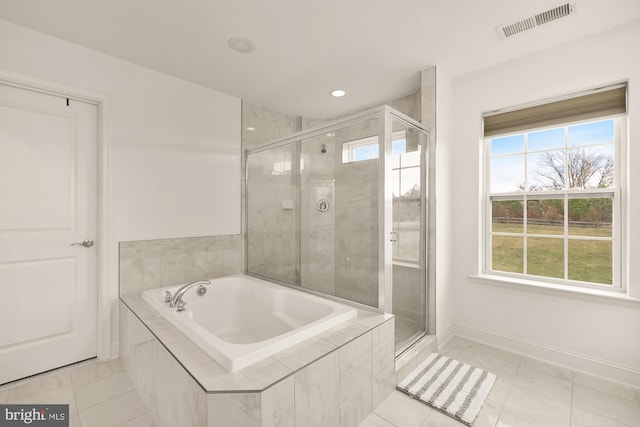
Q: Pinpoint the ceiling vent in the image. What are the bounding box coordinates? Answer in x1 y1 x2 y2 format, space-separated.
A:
497 2 577 39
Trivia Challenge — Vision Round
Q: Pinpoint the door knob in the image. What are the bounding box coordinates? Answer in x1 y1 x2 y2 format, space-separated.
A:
71 239 94 248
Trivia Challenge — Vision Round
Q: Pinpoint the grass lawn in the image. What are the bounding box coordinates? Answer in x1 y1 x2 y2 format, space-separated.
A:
491 223 612 284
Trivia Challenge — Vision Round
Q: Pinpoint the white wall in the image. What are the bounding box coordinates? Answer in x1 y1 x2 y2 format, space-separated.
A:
434 67 455 341
450 20 640 385
0 19 241 357
0 19 241 242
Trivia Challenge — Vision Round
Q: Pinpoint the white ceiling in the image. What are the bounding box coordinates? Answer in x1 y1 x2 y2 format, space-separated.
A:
1 0 639 119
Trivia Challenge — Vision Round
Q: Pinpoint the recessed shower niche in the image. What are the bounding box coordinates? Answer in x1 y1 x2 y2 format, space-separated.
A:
245 105 431 353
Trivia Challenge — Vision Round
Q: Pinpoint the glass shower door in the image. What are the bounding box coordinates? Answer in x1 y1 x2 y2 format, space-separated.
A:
389 115 428 353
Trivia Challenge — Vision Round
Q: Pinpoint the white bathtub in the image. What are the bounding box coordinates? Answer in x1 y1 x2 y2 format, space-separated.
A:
142 274 357 372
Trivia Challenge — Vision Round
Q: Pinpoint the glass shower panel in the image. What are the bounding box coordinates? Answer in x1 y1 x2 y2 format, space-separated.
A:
246 142 300 285
300 117 381 307
390 116 427 353
245 106 431 357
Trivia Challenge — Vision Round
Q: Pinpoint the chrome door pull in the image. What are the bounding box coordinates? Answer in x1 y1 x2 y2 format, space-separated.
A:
71 239 94 248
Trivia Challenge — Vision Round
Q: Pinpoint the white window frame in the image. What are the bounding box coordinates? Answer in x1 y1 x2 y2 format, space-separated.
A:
341 135 379 163
482 116 626 291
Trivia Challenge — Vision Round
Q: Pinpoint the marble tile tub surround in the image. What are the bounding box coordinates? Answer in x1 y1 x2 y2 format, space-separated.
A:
120 299 395 427
119 234 242 296
120 295 393 392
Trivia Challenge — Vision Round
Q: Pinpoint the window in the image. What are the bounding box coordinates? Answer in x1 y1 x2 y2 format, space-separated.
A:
340 131 407 163
391 134 422 264
483 85 626 289
341 135 379 163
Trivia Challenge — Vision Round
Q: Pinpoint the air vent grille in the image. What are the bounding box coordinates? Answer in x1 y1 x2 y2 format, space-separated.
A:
498 2 576 39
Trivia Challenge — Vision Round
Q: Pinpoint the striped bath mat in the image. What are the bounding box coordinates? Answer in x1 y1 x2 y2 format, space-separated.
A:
398 353 496 426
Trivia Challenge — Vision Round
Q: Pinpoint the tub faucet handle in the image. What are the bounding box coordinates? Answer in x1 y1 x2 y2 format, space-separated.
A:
197 285 207 296
176 300 187 312
164 290 172 303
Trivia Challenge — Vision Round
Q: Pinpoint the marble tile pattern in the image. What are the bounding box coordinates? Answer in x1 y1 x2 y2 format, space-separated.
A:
246 144 299 284
121 295 391 391
245 100 424 311
119 298 395 426
241 100 301 150
0 358 151 427
392 264 424 326
5 335 638 427
243 101 301 287
119 235 242 296
360 336 640 427
339 332 373 427
300 134 337 296
392 264 425 352
334 119 380 307
387 90 421 122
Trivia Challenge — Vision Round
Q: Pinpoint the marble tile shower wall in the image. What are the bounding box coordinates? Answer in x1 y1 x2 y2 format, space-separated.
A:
243 101 301 284
300 133 336 296
242 94 420 308
392 264 423 325
335 159 379 307
246 145 299 284
119 235 242 296
334 119 380 307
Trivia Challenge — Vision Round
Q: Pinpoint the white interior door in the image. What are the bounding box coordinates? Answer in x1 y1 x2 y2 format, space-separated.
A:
0 83 98 384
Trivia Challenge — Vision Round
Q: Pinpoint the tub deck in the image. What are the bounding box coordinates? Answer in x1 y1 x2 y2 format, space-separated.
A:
141 275 358 372
120 290 393 393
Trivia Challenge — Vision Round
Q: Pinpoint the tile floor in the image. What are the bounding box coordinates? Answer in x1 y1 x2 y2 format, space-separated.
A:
361 337 640 427
0 358 153 427
1 337 639 427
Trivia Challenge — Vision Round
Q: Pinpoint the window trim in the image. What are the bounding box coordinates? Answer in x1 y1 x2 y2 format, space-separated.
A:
481 116 626 292
341 135 379 163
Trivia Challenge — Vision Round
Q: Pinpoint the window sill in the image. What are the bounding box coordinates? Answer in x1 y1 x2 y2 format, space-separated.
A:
468 274 640 308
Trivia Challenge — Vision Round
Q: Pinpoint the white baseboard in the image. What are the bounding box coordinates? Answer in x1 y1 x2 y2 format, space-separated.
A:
436 324 455 350
452 323 640 388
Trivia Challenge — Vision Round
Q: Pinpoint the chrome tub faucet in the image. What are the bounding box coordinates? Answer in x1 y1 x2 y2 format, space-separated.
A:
166 280 211 311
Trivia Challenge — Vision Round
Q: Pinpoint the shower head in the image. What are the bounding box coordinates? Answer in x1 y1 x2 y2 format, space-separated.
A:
321 144 327 154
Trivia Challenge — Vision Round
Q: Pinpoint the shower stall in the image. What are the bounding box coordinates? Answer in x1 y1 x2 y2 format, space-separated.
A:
245 105 430 354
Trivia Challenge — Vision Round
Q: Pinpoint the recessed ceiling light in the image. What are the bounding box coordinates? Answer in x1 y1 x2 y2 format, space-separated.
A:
331 89 346 97
228 37 256 54
246 126 256 131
